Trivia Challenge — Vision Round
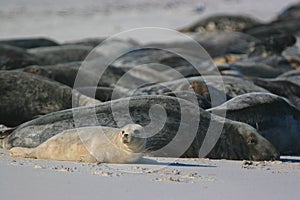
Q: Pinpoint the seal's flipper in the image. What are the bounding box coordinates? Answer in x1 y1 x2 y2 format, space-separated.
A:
0 127 16 139
9 147 36 159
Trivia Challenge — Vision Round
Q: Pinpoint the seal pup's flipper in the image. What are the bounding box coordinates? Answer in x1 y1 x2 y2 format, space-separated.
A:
0 127 16 148
0 127 16 139
9 147 36 159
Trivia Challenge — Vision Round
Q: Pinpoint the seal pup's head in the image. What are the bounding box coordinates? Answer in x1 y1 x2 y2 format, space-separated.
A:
120 124 146 153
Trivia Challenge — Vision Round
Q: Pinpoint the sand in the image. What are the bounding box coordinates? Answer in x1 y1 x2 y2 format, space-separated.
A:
1 149 300 200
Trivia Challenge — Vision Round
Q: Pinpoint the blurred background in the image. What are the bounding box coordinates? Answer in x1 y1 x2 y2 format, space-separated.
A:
0 0 299 42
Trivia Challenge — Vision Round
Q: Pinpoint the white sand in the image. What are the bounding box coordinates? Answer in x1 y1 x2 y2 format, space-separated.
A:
1 149 300 200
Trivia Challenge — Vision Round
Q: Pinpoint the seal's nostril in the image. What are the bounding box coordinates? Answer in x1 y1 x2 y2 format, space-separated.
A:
124 133 129 137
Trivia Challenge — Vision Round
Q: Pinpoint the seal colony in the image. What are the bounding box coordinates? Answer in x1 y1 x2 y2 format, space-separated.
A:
1 2 300 163
10 124 146 163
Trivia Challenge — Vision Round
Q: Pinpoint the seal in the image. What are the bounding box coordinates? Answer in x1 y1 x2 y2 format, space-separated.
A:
27 45 93 65
9 124 146 163
76 86 128 102
274 2 300 22
178 14 261 33
222 61 292 78
0 44 39 70
23 62 143 89
132 76 268 102
3 95 279 161
113 48 192 70
250 77 300 109
277 69 300 78
208 92 300 155
0 71 100 126
0 37 58 49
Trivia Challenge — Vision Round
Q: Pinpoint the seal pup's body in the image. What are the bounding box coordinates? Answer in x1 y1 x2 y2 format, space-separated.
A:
10 124 146 163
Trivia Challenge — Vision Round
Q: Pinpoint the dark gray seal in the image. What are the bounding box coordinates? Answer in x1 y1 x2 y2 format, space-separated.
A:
250 77 300 109
27 45 94 65
274 2 300 22
0 37 59 49
63 37 106 47
163 91 211 109
2 95 279 161
282 38 300 68
113 48 193 70
150 31 260 58
162 66 219 79
244 55 294 71
63 38 139 48
76 86 127 102
23 61 147 89
277 69 300 78
242 18 300 39
208 92 300 155
131 76 268 103
276 74 300 86
179 14 261 33
221 60 293 78
0 71 99 127
119 64 174 82
0 45 39 70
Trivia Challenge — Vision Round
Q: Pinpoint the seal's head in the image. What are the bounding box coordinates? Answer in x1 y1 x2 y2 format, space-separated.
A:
237 123 280 161
120 124 146 153
209 120 280 161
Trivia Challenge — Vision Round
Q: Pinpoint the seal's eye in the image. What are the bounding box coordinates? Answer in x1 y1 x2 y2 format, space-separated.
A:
121 130 125 134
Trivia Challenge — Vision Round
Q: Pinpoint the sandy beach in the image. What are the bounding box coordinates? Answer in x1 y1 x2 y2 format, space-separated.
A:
0 0 299 42
1 148 300 200
1 0 300 199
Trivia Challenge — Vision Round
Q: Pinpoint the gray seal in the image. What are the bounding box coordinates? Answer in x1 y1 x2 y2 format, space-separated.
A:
28 45 94 65
0 37 58 49
0 71 99 126
22 62 146 89
0 45 39 70
3 95 279 161
131 76 269 105
179 14 261 33
208 92 300 155
250 77 300 109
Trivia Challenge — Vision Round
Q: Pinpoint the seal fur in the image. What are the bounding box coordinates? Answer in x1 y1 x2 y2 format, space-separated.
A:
9 124 146 163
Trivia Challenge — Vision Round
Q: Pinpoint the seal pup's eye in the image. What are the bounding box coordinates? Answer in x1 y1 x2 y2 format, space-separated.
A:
121 130 125 134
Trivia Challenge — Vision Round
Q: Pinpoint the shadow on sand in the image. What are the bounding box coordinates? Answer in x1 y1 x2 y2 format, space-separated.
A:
137 157 217 168
280 156 300 163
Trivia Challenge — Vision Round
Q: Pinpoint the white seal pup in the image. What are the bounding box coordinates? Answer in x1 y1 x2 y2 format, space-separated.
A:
9 124 146 164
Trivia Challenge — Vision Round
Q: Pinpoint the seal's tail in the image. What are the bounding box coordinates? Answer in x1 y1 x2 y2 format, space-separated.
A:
9 147 36 158
0 127 16 149
0 127 15 139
